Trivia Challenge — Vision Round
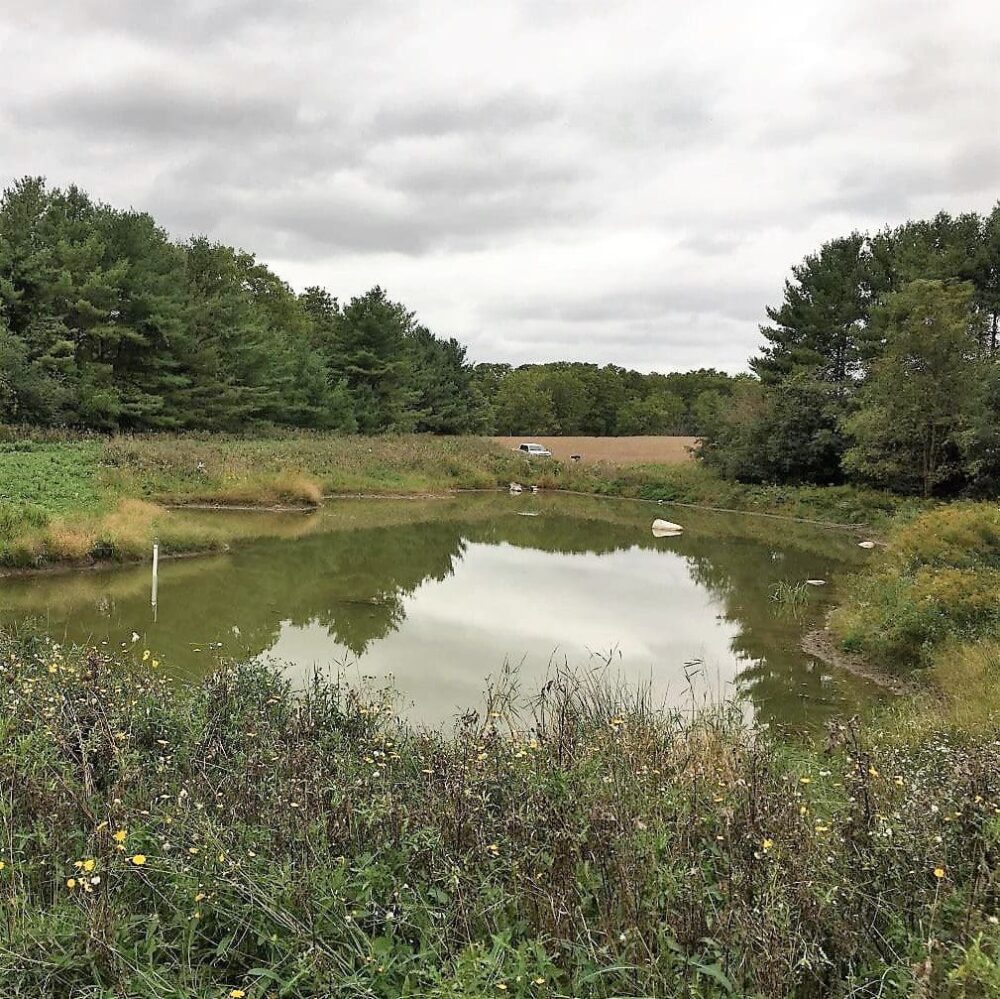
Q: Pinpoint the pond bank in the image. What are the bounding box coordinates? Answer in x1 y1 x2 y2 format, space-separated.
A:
801 624 913 695
1 434 915 573
4 634 997 996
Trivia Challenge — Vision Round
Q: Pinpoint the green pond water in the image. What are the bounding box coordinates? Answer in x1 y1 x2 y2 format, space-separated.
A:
0 494 883 730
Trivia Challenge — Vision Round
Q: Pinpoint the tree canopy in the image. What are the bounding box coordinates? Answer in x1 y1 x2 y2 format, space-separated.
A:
704 206 1000 496
0 179 488 433
0 177 736 437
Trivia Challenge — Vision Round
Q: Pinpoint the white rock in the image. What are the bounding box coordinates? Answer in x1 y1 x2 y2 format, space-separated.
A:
652 519 683 533
858 541 876 549
805 579 827 586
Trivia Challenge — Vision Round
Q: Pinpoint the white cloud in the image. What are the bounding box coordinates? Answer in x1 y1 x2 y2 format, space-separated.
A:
2 0 997 372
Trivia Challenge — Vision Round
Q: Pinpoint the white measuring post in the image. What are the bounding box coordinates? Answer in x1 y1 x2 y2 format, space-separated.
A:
151 538 159 614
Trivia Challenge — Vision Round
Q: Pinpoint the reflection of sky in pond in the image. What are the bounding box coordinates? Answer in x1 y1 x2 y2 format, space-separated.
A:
264 542 745 724
0 493 883 731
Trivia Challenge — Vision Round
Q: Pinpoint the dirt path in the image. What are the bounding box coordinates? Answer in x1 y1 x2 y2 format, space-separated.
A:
493 435 698 465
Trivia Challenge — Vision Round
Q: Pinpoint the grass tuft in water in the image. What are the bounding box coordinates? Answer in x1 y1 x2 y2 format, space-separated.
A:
769 579 809 610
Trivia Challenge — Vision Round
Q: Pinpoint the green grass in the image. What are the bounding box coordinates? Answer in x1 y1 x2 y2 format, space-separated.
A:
2 633 999 997
0 440 104 514
0 430 915 569
831 503 1000 731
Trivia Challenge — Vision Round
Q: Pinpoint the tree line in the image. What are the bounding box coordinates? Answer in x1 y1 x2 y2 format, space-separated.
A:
473 363 735 437
0 177 735 437
7 175 997 495
0 178 483 433
702 208 1000 496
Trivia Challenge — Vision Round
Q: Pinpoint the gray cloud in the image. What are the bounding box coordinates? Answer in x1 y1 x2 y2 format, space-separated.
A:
2 0 998 371
16 80 299 141
369 92 559 140
500 283 766 326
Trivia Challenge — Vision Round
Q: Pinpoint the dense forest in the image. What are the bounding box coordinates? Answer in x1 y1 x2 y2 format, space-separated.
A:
0 178 733 437
703 208 1000 496
5 177 1000 497
473 362 736 437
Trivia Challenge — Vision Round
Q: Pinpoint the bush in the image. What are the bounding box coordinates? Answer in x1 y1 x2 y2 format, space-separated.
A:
2 635 999 997
832 504 1000 677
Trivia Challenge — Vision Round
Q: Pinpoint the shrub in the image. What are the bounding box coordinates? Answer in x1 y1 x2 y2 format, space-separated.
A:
832 503 1000 687
2 636 999 997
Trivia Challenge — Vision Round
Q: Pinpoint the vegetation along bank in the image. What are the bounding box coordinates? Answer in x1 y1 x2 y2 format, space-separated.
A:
2 637 999 998
0 431 917 571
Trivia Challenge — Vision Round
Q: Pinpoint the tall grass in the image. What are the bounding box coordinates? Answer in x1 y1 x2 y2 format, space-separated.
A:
0 431 914 569
769 579 809 610
831 503 1000 731
2 634 998 997
832 504 1000 669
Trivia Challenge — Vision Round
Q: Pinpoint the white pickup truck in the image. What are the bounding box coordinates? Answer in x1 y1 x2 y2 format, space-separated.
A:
515 442 552 457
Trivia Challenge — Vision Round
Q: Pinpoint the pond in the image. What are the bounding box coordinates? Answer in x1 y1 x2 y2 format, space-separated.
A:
0 494 883 730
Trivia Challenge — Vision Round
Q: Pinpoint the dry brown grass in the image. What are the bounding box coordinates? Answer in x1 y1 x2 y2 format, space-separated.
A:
492 435 699 465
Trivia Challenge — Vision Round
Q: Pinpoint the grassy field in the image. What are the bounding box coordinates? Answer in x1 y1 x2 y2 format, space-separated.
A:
3 633 999 997
0 431 915 569
831 503 1000 732
492 435 699 464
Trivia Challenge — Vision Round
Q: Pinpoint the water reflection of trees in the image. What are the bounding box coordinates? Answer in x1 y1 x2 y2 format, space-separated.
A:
676 541 875 728
163 522 472 661
2 501 876 727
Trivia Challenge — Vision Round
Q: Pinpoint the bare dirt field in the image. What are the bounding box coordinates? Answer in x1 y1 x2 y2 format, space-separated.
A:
492 436 699 466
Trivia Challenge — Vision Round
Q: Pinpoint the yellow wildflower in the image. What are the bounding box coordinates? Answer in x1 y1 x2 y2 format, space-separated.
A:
762 838 774 852
130 854 147 866
142 650 151 662
934 867 945 879
113 829 127 844
229 991 246 999
66 878 77 889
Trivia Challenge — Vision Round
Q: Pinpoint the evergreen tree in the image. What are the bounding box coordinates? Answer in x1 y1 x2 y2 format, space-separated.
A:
407 329 485 434
331 287 420 433
751 234 883 388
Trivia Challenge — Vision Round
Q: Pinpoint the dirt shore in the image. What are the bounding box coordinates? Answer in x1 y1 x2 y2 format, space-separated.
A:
801 626 913 694
492 435 699 465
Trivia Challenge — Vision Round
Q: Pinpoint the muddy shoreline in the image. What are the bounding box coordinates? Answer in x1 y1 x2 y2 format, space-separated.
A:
801 623 913 694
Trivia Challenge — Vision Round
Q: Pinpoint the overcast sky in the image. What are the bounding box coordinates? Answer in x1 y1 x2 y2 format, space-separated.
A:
2 1 998 372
